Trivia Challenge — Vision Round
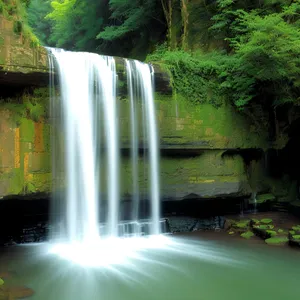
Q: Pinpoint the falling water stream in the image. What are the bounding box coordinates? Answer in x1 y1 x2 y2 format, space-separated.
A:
47 48 160 243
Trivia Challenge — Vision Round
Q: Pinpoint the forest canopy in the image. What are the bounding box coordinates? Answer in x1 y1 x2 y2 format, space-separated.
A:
25 0 300 109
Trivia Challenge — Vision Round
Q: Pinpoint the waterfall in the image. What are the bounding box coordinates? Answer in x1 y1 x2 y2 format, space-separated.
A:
48 48 161 243
125 60 160 235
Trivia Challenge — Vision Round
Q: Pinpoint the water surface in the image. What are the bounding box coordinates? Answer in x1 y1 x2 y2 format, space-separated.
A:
0 234 299 300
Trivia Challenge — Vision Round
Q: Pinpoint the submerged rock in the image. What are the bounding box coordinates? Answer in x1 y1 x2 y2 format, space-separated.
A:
0 286 34 300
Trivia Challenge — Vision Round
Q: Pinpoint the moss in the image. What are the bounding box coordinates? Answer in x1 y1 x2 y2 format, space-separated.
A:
228 231 235 235
20 118 35 143
289 230 296 235
256 193 275 204
0 278 3 286
24 182 36 194
260 218 273 224
277 229 284 233
292 225 300 231
241 231 254 239
235 221 249 229
266 230 277 237
253 224 274 230
265 237 288 245
0 168 24 195
292 235 300 241
13 20 22 35
30 173 51 192
1 103 25 127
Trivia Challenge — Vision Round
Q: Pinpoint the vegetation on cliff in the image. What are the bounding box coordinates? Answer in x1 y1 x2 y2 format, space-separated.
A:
26 0 300 111
0 0 39 47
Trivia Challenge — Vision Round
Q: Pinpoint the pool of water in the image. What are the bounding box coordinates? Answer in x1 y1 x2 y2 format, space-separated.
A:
0 233 299 300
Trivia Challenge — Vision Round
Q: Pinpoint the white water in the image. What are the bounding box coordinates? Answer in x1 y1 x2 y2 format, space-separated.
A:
48 48 160 243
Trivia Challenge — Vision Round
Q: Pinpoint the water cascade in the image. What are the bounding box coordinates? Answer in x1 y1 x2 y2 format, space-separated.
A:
48 49 161 245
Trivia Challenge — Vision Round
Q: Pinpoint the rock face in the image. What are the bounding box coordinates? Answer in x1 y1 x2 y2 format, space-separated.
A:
0 10 295 204
0 87 272 201
0 16 48 87
0 89 51 198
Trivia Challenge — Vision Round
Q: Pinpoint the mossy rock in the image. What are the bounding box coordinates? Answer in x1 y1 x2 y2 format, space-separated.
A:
277 229 284 233
266 230 277 237
0 278 3 286
260 218 273 224
253 224 274 230
241 231 254 239
224 219 235 231
289 230 296 235
290 235 300 246
228 231 235 235
292 225 300 231
256 193 275 204
265 236 288 246
233 220 249 229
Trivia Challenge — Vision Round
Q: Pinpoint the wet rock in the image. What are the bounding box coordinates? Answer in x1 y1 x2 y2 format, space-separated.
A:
265 236 289 246
240 231 254 239
167 216 225 233
288 225 300 247
251 218 275 239
231 219 250 233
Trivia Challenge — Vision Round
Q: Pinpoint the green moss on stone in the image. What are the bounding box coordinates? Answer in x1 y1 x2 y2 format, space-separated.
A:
260 218 273 224
235 221 249 229
266 230 277 237
241 231 254 239
256 194 275 204
20 118 34 143
265 237 288 245
24 182 36 194
254 224 274 230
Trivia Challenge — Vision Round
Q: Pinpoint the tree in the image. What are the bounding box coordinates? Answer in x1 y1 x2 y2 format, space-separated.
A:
97 0 166 58
27 0 53 46
46 0 107 51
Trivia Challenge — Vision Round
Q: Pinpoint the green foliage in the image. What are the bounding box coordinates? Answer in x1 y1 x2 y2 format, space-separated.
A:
147 0 300 109
44 0 106 51
0 0 40 47
147 46 224 106
210 0 300 108
27 0 53 46
26 0 166 58
99 0 157 41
